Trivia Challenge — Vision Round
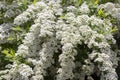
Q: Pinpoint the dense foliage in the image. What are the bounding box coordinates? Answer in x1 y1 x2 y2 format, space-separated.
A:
0 0 120 80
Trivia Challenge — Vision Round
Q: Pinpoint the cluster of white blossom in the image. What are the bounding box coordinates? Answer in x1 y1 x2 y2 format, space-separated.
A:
0 0 24 44
0 23 14 44
14 1 47 25
98 2 120 19
0 0 119 80
5 1 61 80
0 1 22 19
89 51 118 80
99 2 120 41
0 63 34 80
79 2 90 14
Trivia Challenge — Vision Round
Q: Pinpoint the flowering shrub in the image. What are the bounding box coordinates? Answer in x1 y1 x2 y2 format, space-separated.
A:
0 0 120 80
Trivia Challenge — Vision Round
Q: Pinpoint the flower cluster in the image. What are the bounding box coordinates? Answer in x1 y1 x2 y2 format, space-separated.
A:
98 2 120 19
0 0 119 80
0 0 23 44
0 23 14 44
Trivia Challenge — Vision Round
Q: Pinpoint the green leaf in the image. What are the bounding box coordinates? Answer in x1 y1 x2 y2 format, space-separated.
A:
2 48 15 59
33 0 38 4
95 0 99 5
59 14 65 19
111 27 118 33
19 0 27 9
9 48 15 56
2 49 9 55
23 0 27 7
62 0 67 5
75 0 82 6
7 36 15 41
12 26 22 31
98 8 106 17
98 9 103 15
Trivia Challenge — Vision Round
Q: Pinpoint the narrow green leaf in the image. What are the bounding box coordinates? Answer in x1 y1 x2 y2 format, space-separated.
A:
12 26 22 31
98 8 106 17
33 0 38 4
2 49 9 55
111 27 118 33
75 0 82 6
10 49 15 56
95 0 99 5
7 37 15 41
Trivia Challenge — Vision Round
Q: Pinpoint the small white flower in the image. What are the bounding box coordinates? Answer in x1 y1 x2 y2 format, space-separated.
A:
104 2 115 11
79 2 90 14
67 6 77 12
18 64 33 77
76 15 89 25
16 44 29 57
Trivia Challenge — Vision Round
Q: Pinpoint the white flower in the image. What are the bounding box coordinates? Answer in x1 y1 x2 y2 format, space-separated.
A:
16 44 29 57
0 70 9 75
67 6 77 13
4 9 15 18
0 23 13 44
79 2 90 14
110 8 120 19
48 0 63 15
0 2 6 10
98 2 120 20
89 52 99 60
104 2 115 11
64 12 76 23
14 12 30 25
76 15 89 26
82 64 94 75
31 75 44 80
98 42 110 49
14 1 47 25
89 16 103 27
62 43 74 53
57 43 77 80
94 57 104 63
1 1 118 80
18 64 33 77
